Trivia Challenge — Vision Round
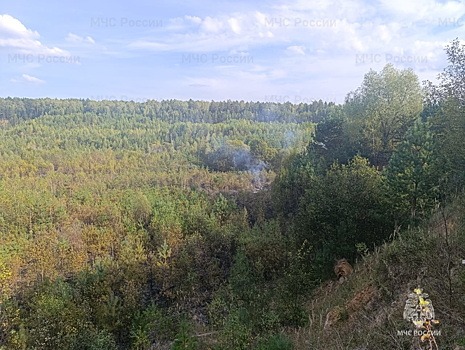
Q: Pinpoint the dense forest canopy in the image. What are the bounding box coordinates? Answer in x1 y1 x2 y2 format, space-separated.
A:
0 98 337 124
0 39 464 350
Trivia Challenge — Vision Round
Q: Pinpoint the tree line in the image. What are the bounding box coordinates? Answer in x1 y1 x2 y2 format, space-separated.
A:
0 39 464 350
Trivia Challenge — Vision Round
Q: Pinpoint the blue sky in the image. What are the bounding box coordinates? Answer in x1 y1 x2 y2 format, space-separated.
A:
1 0 464 103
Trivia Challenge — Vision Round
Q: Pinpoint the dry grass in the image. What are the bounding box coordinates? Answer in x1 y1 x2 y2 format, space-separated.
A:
288 197 465 350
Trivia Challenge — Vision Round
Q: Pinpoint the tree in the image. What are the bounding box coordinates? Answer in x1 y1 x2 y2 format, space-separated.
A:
386 119 439 223
436 38 465 106
309 115 357 172
272 151 314 220
345 64 423 167
425 39 465 195
248 139 278 166
295 156 391 278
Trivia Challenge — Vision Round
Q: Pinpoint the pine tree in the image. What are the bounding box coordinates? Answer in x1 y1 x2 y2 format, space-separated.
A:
386 119 439 223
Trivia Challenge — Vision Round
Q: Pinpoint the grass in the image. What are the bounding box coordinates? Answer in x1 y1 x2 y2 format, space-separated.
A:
289 196 465 350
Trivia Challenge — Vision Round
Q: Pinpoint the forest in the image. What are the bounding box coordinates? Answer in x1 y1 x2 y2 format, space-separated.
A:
0 39 464 350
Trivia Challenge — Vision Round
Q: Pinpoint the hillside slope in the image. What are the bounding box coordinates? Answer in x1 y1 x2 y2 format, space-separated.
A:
291 196 465 350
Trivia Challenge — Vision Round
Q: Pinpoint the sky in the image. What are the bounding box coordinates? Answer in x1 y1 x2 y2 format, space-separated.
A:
0 0 464 103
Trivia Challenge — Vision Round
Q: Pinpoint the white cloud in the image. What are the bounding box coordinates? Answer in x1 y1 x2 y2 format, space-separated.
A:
0 14 68 55
185 77 221 88
286 45 306 55
201 16 224 33
66 33 95 44
185 16 202 25
128 41 170 50
3 0 456 102
123 0 455 103
0 14 39 38
228 17 242 34
378 0 465 22
11 74 45 84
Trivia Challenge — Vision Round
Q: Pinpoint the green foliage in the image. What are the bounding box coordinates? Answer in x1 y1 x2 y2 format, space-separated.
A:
130 304 176 350
73 328 117 350
274 240 315 327
0 261 12 301
1 46 465 350
295 156 391 278
430 38 465 105
228 250 262 307
430 98 465 197
171 319 198 350
212 193 236 224
272 152 314 220
386 119 439 223
426 39 465 195
122 191 152 227
255 334 293 350
0 299 27 350
157 239 172 267
209 251 275 343
22 280 86 350
0 98 331 124
309 115 357 171
218 309 253 350
345 64 423 166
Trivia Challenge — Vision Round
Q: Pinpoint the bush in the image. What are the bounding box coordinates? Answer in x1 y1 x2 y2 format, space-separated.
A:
171 319 198 350
73 328 117 350
217 309 253 350
130 303 176 349
24 281 85 350
255 334 293 350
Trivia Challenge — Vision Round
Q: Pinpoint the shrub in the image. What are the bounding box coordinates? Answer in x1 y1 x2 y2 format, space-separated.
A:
255 334 293 350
